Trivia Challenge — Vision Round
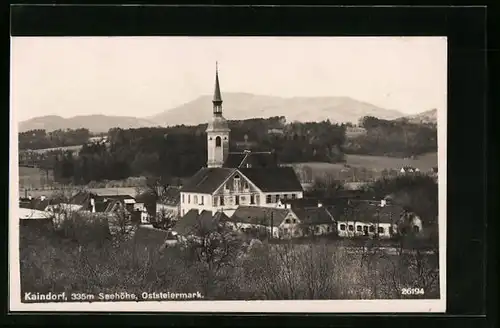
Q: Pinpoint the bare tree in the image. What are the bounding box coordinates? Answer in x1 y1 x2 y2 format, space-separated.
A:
153 207 176 230
109 206 135 244
182 218 244 298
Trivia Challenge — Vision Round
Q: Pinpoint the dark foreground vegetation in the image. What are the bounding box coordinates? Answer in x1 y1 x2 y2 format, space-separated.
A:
20 175 440 301
20 220 439 301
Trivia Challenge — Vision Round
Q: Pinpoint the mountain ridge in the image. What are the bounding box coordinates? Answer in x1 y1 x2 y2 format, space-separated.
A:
19 93 420 133
396 108 437 124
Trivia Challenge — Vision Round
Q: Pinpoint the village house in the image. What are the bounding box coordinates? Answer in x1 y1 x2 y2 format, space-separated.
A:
136 186 182 224
399 165 420 174
292 206 337 237
172 209 230 242
336 200 404 239
47 191 146 224
228 206 300 239
179 66 303 218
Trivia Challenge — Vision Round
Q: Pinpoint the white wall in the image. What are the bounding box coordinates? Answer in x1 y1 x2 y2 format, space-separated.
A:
337 220 396 239
180 192 213 216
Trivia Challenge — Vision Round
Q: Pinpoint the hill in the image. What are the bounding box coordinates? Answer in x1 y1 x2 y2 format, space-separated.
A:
148 93 405 126
19 115 158 133
19 94 406 133
396 109 437 125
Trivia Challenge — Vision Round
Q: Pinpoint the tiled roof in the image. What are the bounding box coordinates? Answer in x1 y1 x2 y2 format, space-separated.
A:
69 191 90 205
224 151 278 169
223 153 247 168
173 210 219 236
181 168 234 193
292 207 335 225
343 202 405 224
231 206 289 226
239 167 303 192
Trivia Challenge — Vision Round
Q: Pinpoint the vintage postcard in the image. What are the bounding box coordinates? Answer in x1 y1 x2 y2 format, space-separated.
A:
9 36 447 312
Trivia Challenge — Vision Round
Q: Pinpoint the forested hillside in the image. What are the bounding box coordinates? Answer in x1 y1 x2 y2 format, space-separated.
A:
19 115 437 185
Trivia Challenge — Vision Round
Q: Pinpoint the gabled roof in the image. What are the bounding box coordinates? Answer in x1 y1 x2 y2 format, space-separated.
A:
224 151 278 169
69 191 94 206
343 202 405 224
181 168 234 193
231 206 290 225
292 207 335 225
223 153 247 168
213 211 231 222
173 210 220 236
238 167 303 192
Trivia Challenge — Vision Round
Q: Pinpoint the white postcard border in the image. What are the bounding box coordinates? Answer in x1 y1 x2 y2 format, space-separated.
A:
9 36 447 313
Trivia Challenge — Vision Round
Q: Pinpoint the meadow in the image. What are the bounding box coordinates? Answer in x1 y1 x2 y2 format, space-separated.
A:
290 152 437 181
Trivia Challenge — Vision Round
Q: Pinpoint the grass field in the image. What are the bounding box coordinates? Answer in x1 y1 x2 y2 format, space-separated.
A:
290 152 437 181
19 166 54 190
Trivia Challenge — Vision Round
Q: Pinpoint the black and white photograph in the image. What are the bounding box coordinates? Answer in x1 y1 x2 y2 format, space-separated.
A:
10 36 447 312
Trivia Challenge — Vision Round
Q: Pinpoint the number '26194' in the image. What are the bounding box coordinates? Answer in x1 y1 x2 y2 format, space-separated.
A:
401 288 425 295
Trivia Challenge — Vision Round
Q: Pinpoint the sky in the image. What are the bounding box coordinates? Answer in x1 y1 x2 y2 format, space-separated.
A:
11 37 447 122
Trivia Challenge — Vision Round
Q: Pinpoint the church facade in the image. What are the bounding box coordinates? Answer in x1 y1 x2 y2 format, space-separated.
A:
179 65 304 217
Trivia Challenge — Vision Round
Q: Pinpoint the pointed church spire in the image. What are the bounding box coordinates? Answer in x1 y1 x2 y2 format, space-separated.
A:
213 62 223 113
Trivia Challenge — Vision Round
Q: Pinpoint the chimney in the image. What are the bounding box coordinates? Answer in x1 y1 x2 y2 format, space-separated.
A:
90 198 96 213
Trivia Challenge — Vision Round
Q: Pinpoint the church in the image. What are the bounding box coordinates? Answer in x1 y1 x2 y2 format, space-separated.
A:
179 65 304 217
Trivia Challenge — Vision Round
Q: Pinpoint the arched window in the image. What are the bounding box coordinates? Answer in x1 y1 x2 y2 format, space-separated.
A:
215 136 222 147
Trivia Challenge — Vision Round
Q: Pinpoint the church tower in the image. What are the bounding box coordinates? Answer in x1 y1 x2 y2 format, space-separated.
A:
206 63 230 168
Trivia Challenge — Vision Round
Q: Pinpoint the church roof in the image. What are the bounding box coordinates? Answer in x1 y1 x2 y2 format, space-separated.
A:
213 68 222 104
239 167 303 192
181 166 302 194
223 153 247 168
181 167 235 193
223 151 277 169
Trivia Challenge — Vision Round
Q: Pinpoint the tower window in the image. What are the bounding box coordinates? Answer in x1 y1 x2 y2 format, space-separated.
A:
215 136 222 147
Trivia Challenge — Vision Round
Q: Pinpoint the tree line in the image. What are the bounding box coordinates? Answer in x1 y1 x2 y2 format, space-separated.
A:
19 128 91 150
47 117 346 184
20 115 437 184
343 116 437 157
